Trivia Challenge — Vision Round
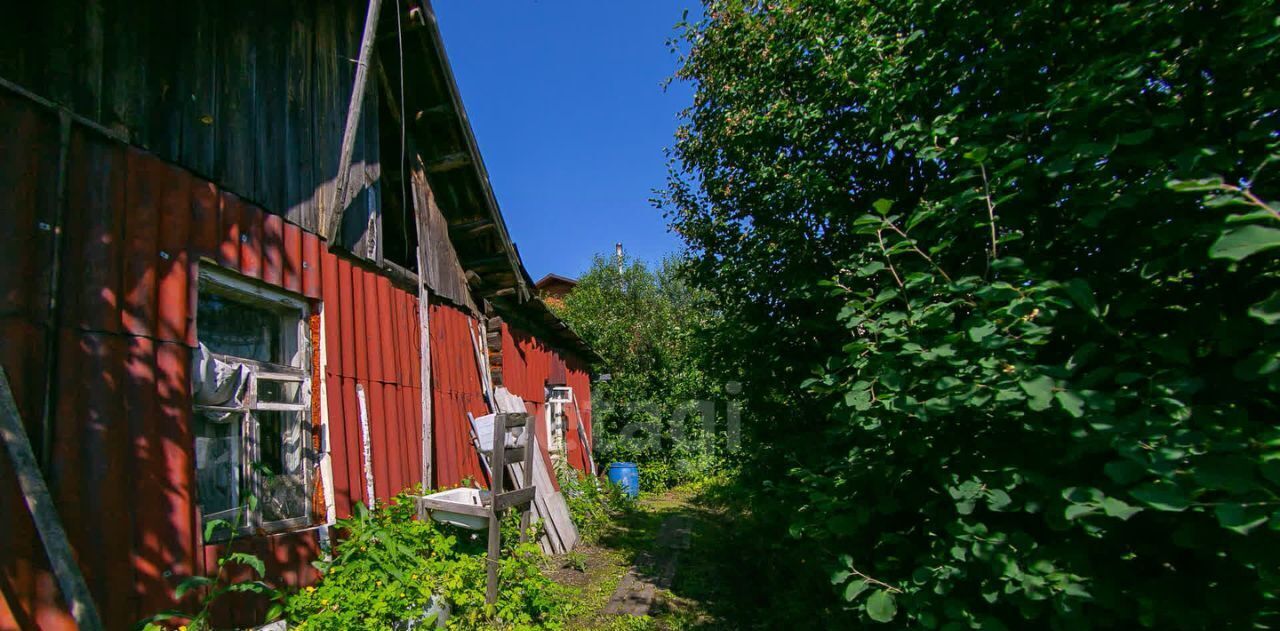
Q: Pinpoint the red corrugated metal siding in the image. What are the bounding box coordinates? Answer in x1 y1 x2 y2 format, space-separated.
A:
428 302 490 488
566 356 594 474
320 259 425 516
0 92 423 628
500 323 595 482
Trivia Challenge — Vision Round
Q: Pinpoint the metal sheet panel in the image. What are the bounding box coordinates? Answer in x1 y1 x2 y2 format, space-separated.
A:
217 191 241 270
262 211 284 287
427 302 489 489
498 322 596 481
283 221 302 293
239 202 263 280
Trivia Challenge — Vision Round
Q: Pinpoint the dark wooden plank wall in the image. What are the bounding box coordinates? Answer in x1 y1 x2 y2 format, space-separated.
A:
413 162 479 313
0 0 381 257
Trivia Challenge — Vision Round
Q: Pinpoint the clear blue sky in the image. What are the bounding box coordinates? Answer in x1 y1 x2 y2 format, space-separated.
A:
433 0 700 281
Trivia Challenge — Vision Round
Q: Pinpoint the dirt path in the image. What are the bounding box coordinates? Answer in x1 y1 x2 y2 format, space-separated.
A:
547 487 732 630
602 513 692 616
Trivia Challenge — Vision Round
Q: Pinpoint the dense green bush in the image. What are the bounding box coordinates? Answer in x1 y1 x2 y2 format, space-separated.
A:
664 0 1279 627
286 491 570 630
550 254 725 489
557 465 635 543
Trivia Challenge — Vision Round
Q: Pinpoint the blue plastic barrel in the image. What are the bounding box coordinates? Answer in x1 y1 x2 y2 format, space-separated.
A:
606 462 640 497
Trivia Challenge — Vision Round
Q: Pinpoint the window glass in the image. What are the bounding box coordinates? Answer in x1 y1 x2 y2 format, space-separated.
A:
259 408 309 522
194 417 242 522
193 270 312 536
196 290 282 363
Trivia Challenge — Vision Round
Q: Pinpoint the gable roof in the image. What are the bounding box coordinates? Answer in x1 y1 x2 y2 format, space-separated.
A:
393 2 595 360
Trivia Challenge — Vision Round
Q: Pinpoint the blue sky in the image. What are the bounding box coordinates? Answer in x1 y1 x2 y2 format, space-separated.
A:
433 0 700 281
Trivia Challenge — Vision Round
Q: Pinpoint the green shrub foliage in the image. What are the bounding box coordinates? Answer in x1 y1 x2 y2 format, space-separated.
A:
663 0 1280 627
550 254 724 488
286 492 569 630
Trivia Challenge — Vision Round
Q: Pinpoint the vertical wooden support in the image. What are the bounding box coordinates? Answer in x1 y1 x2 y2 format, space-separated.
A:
324 0 383 242
0 368 105 630
356 383 375 505
39 112 72 468
574 390 596 477
485 413 507 604
411 149 434 491
416 249 432 491
519 428 535 542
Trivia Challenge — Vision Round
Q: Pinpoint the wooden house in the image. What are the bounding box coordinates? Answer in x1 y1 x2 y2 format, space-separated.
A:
0 0 597 628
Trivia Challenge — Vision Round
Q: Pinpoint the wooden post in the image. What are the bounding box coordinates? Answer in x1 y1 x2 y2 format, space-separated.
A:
519 430 535 543
416 247 433 491
0 368 104 630
486 413 508 604
324 0 384 242
410 151 435 491
356 383 375 505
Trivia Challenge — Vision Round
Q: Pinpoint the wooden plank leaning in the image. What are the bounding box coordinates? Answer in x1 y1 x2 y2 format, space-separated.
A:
0 367 105 630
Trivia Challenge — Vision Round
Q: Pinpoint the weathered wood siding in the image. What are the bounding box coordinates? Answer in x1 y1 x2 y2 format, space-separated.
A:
0 0 381 255
412 163 479 313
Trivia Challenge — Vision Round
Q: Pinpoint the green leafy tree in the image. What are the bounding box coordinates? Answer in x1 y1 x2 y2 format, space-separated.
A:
663 0 1279 627
550 254 722 489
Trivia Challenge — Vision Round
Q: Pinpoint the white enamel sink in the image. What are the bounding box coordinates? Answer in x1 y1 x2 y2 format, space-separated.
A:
417 488 489 530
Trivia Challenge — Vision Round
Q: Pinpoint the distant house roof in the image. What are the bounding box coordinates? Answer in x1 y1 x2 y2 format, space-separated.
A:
535 273 578 290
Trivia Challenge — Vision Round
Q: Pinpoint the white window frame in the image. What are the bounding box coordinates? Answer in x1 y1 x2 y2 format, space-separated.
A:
194 266 315 540
545 386 574 461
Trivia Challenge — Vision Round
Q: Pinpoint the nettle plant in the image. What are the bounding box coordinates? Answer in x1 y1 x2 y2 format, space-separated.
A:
286 491 570 630
666 0 1279 627
139 494 286 631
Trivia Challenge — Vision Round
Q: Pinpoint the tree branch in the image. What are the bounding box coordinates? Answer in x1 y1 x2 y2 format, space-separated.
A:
875 229 905 288
980 163 998 262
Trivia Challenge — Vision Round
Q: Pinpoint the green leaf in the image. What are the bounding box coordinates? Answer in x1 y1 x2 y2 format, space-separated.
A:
1063 279 1099 317
173 575 214 600
844 578 870 601
1054 390 1085 418
1064 504 1096 520
968 322 997 342
866 589 898 622
986 489 1013 511
265 603 285 622
1215 504 1269 535
228 552 267 577
1166 177 1224 192
1209 225 1280 261
1129 481 1190 512
873 199 894 215
1248 291 1280 325
1118 129 1153 145
1100 497 1142 520
203 519 230 542
963 147 989 163
1019 375 1055 411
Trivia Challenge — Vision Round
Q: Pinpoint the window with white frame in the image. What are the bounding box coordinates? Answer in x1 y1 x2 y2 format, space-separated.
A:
193 267 313 539
545 386 574 461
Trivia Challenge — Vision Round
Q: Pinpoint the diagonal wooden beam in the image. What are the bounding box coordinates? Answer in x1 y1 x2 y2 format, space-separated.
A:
324 0 385 243
0 368 104 630
425 151 472 174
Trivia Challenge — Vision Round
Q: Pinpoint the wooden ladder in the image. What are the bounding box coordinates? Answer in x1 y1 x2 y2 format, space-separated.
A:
422 411 536 604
